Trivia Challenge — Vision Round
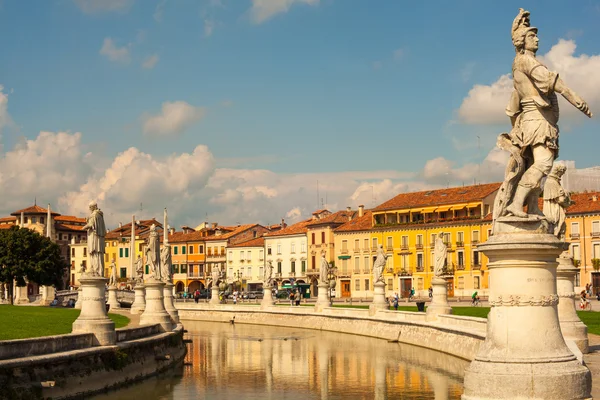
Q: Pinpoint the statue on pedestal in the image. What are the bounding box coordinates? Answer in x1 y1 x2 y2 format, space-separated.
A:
264 260 273 287
145 224 161 280
372 244 388 284
160 244 172 282
434 233 447 277
319 252 330 284
543 163 573 238
492 8 592 224
109 261 117 287
135 255 144 284
211 266 221 285
82 201 106 276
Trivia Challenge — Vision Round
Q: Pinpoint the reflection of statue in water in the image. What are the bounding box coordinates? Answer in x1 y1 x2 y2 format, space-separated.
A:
434 233 447 277
82 201 106 276
135 256 144 284
145 224 161 280
264 260 273 287
160 244 172 282
543 164 573 238
319 252 330 284
372 245 388 284
493 9 592 225
109 260 117 287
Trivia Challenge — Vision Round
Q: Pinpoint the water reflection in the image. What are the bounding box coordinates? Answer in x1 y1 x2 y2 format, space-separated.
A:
93 321 467 400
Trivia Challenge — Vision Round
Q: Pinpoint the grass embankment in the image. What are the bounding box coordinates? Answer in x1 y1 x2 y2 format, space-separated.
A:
0 305 130 340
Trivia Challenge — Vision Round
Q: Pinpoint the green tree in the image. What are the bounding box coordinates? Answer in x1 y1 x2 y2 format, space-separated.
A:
0 226 66 304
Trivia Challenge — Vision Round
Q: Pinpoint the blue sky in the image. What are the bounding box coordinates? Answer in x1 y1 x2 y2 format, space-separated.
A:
0 0 599 226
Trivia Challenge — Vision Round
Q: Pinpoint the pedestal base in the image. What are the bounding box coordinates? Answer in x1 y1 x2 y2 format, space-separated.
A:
14 286 29 305
260 286 275 309
426 277 452 321
72 275 115 345
557 255 589 354
462 225 591 400
139 279 173 332
209 285 220 305
40 285 55 306
74 287 82 309
106 286 121 310
163 282 179 324
369 281 388 315
130 285 146 314
314 283 330 312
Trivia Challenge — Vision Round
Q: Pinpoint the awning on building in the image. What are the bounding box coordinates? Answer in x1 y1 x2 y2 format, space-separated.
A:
420 206 437 213
467 202 481 208
435 205 452 212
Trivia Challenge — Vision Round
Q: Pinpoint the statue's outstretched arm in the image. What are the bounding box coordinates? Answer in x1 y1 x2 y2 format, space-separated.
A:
555 78 593 118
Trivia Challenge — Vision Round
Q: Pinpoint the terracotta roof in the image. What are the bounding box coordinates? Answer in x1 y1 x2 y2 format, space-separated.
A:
0 216 16 223
566 192 600 214
55 223 86 232
55 215 86 223
105 219 162 239
373 182 501 212
312 209 329 215
11 205 61 216
307 210 357 227
229 237 265 248
168 230 205 243
264 219 313 237
334 210 373 232
204 224 258 241
0 224 14 230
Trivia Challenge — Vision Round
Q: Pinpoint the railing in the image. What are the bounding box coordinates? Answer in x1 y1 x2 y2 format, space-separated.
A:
400 245 408 251
353 268 361 274
371 246 378 252
472 263 482 270
415 243 423 250
456 264 465 270
341 249 348 254
456 241 464 248
289 271 296 278
444 242 452 248
416 265 424 272
306 268 318 275
472 239 479 245
353 247 360 253
592 231 600 238
570 233 581 240
388 246 395 252
274 272 282 278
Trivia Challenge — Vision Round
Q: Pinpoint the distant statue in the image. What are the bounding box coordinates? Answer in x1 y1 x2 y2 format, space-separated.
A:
82 201 106 276
543 164 573 238
79 261 87 274
372 244 388 284
160 244 172 282
109 260 117 287
319 252 330 284
145 224 161 280
135 255 144 284
492 9 592 224
264 260 273 287
211 266 221 285
434 233 447 277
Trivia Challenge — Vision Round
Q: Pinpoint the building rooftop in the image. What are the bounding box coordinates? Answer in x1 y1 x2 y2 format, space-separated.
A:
10 205 61 216
334 210 373 233
204 224 259 241
264 218 313 237
229 237 265 248
105 219 163 240
307 209 357 227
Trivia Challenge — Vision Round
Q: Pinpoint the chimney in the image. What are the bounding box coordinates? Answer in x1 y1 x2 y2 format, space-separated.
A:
594 195 598 202
216 229 222 236
346 206 352 221
359 205 364 217
119 222 123 228
212 222 218 229
169 227 175 235
346 206 351 212
281 218 286 228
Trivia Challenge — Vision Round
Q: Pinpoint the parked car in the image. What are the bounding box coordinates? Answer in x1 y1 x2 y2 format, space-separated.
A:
248 291 264 299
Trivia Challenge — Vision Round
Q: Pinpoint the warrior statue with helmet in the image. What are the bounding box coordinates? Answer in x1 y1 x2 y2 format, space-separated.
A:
492 9 592 228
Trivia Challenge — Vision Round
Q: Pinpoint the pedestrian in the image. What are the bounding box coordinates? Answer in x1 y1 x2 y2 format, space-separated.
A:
393 292 399 311
409 288 415 300
233 291 238 305
289 291 295 306
194 289 200 304
295 290 301 306
428 286 433 298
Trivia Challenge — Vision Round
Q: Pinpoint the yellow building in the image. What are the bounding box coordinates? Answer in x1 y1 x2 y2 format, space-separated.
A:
370 183 499 298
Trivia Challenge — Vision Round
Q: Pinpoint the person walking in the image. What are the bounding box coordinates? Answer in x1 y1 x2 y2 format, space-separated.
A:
289 290 295 306
393 292 399 311
428 286 433 298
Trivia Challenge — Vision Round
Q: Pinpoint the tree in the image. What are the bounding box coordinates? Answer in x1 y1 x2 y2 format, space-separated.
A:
0 226 66 305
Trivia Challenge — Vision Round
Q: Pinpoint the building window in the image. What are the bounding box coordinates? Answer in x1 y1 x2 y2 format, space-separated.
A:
181 264 187 273
354 257 360 272
240 251 244 260
387 278 393 288
364 279 370 291
172 246 178 255
473 230 480 243
416 235 423 247
125 248 129 258
342 240 348 251
40 217 44 224
417 253 423 268
593 221 600 235
364 238 369 250
418 277 424 290
277 243 281 254
189 245 194 254
24 216 28 223
372 237 377 249
139 243 143 252
311 233 316 245
312 255 316 270
431 233 436 246
72 248 75 257
355 279 360 291
301 260 306 272
571 244 581 262
301 242 306 253
119 248 123 258
571 222 580 239
291 242 296 253
474 276 480 289
199 245 204 254
31 217 36 224
182 246 186 255
277 262 282 274
594 243 600 259
267 246 272 255
364 256 370 273
457 251 464 267
457 231 464 244
321 232 325 244
458 276 465 290
120 268 127 278
247 251 252 260
291 261 296 273
354 239 360 251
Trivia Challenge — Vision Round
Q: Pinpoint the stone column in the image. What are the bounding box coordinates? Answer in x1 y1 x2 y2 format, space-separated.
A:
40 285 55 306
163 281 179 324
462 220 591 400
556 254 589 354
14 284 29 304
74 286 83 309
314 282 329 311
261 285 275 309
369 281 387 315
139 279 173 332
130 284 146 314
209 285 220 305
106 286 121 311
72 275 116 345
425 277 452 321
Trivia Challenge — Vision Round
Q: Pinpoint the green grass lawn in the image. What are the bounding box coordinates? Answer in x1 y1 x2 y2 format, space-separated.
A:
0 305 130 340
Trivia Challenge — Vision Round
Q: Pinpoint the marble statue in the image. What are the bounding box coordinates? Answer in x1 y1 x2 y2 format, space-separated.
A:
543 164 573 238
79 261 87 274
264 260 273 287
319 252 330 284
160 244 172 282
492 8 592 223
135 255 144 284
372 244 388 284
109 261 117 287
145 224 161 280
82 201 106 276
211 266 221 285
434 233 447 277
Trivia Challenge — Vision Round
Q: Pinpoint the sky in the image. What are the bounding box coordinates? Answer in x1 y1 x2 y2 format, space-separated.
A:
0 0 599 228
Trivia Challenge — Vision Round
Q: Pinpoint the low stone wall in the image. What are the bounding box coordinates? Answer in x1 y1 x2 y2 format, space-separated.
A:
176 304 486 361
0 333 94 361
0 325 186 400
116 324 161 342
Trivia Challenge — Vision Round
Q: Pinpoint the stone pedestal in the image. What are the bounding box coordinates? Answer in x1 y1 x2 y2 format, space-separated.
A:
557 254 589 354
209 285 220 305
462 221 591 400
139 279 173 332
369 281 388 315
130 285 146 314
261 285 275 309
163 282 179 324
14 285 29 304
314 283 330 311
40 285 55 306
425 277 452 321
106 286 121 310
72 275 116 345
74 286 83 309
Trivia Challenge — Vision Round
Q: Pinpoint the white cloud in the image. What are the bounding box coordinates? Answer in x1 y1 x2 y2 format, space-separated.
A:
142 54 159 69
99 38 131 64
393 48 405 60
204 18 215 37
142 101 205 137
0 85 12 141
153 0 166 22
250 0 319 24
73 0 134 14
458 39 600 125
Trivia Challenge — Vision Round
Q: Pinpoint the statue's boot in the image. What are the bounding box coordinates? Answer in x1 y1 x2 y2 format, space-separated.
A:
526 187 545 217
505 184 531 218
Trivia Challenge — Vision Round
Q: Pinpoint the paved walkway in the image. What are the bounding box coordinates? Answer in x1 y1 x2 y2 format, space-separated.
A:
584 334 600 399
111 308 140 328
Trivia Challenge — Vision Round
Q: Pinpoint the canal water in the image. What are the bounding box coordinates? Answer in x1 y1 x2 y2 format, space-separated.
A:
92 321 467 399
